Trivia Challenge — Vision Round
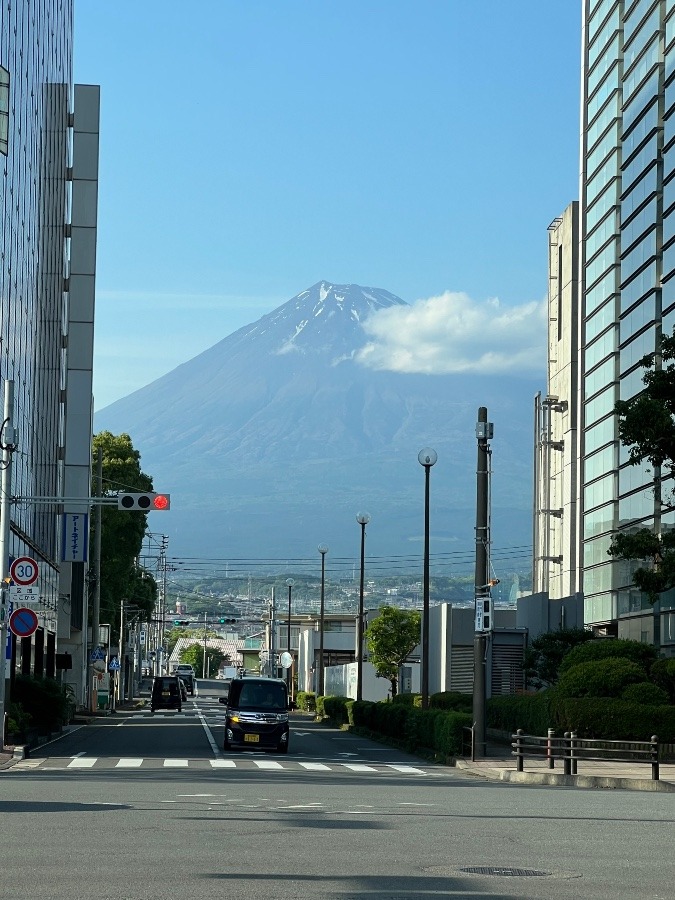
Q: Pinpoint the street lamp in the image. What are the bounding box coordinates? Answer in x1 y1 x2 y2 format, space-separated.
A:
286 578 294 693
318 544 328 698
418 448 437 710
356 512 370 702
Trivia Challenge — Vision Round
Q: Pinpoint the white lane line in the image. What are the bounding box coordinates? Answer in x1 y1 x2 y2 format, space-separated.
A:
253 760 283 770
115 758 143 768
67 757 97 768
299 762 331 771
341 763 378 772
386 765 426 775
210 759 236 768
196 703 223 760
163 759 189 767
70 752 86 758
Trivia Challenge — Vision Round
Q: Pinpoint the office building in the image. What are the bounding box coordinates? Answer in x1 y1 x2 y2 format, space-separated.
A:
579 0 675 647
0 2 98 703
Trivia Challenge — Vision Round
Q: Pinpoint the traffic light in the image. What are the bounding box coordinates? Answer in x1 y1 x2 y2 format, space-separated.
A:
219 618 236 624
173 619 190 626
117 492 171 511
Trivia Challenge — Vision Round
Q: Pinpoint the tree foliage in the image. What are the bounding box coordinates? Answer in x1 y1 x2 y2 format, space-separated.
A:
364 606 420 696
609 329 675 602
558 637 658 676
523 628 596 689
179 643 227 677
93 431 157 634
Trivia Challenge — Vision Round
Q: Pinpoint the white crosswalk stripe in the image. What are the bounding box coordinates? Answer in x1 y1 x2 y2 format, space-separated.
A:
10 757 430 775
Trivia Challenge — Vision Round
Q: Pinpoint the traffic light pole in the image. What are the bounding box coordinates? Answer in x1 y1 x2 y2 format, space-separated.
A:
472 407 492 760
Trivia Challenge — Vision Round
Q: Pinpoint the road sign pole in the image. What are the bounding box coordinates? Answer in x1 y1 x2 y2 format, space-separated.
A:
0 379 15 744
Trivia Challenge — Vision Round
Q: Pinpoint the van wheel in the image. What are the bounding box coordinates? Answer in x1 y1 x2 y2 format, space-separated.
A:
177 704 182 712
276 742 288 754
223 740 231 751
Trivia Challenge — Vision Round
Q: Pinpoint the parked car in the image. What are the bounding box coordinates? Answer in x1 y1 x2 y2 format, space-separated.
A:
219 676 294 753
150 675 183 712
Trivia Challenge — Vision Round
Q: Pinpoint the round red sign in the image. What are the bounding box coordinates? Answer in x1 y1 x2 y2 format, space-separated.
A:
10 556 39 587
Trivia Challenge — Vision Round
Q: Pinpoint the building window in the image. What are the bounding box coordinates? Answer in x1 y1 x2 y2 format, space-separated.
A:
0 65 9 156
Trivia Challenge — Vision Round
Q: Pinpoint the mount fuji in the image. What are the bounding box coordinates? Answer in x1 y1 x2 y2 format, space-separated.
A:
94 282 538 569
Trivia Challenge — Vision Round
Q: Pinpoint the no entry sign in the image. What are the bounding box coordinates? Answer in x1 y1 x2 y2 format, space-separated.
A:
9 607 38 638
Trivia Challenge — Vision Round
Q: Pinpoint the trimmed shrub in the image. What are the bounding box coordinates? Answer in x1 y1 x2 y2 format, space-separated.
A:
11 675 71 733
488 693 552 735
552 697 675 741
6 701 32 738
430 691 472 713
555 658 645 700
392 693 420 706
295 691 316 712
558 638 657 677
321 695 351 724
650 658 675 703
621 682 670 706
350 700 470 757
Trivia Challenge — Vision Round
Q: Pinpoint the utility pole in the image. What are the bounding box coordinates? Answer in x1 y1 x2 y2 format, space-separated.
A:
89 446 103 711
203 611 207 679
0 380 16 742
472 406 493 759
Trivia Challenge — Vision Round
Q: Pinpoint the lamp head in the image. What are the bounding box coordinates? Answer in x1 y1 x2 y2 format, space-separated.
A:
356 512 371 525
318 543 329 555
286 578 295 587
418 447 438 467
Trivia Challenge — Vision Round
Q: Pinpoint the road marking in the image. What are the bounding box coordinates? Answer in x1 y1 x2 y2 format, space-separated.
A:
163 759 189 767
115 758 143 768
341 763 378 772
299 762 331 771
387 765 426 775
67 757 97 768
253 760 283 769
210 759 236 768
70 752 86 758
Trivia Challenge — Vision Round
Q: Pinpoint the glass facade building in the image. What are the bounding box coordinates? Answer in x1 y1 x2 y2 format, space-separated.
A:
581 0 675 647
0 2 74 677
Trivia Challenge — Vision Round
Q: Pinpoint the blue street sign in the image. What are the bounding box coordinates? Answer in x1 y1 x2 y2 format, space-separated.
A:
108 658 120 671
89 647 105 662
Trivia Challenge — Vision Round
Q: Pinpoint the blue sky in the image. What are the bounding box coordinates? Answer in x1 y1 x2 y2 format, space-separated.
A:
74 1 582 410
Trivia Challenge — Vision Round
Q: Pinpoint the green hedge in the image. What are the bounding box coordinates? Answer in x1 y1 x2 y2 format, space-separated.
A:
295 691 316 712
487 693 675 741
321 695 352 724
350 699 471 758
558 638 657 676
651 659 675 703
621 682 669 706
11 675 72 733
555 658 646 699
391 691 472 712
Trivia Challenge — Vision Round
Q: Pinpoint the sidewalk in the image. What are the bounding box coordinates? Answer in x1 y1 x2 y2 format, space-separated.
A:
455 743 675 792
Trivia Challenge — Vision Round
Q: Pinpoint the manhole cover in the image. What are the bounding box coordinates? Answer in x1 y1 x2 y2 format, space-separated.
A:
459 866 552 877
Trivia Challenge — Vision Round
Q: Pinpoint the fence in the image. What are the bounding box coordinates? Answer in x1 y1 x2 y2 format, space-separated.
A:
511 729 661 781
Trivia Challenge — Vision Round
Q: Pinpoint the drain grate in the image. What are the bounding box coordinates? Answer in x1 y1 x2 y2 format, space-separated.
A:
459 866 552 878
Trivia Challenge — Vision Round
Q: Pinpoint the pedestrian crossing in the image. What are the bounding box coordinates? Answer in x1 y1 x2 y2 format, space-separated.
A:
10 756 430 775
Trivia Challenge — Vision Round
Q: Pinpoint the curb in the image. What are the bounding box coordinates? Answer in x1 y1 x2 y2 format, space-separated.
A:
454 759 675 792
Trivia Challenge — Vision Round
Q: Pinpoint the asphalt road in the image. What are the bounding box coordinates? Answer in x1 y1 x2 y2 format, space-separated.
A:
1 681 674 900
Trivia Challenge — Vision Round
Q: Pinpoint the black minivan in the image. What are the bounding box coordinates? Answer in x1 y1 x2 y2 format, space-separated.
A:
219 677 292 753
150 675 183 712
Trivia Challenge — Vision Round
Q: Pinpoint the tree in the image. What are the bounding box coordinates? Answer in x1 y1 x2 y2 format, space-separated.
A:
364 606 420 697
522 628 596 689
180 643 226 678
608 329 675 602
93 431 157 634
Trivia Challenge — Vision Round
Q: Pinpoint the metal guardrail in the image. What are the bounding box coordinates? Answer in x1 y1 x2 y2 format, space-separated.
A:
511 729 661 781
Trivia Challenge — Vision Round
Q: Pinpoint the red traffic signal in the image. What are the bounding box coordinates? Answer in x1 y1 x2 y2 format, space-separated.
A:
117 492 171 511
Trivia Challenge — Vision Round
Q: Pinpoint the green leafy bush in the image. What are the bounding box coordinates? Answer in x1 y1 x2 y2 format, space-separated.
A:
321 695 352 724
350 700 470 757
295 691 316 712
430 691 473 713
621 682 670 705
552 697 675 741
555 658 645 700
11 675 71 733
558 639 657 677
650 658 675 703
392 693 420 706
6 701 32 737
488 693 552 735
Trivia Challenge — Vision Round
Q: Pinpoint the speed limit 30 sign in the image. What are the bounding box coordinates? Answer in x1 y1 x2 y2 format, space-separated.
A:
10 556 39 587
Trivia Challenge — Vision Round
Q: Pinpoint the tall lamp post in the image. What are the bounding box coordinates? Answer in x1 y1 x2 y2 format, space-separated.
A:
418 448 437 710
317 544 328 698
356 512 370 702
286 578 294 693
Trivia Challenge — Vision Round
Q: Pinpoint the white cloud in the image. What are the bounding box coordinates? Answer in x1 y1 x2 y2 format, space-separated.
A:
356 291 547 375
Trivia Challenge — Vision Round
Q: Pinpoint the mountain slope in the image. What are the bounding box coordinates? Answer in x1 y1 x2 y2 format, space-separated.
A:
95 281 537 564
